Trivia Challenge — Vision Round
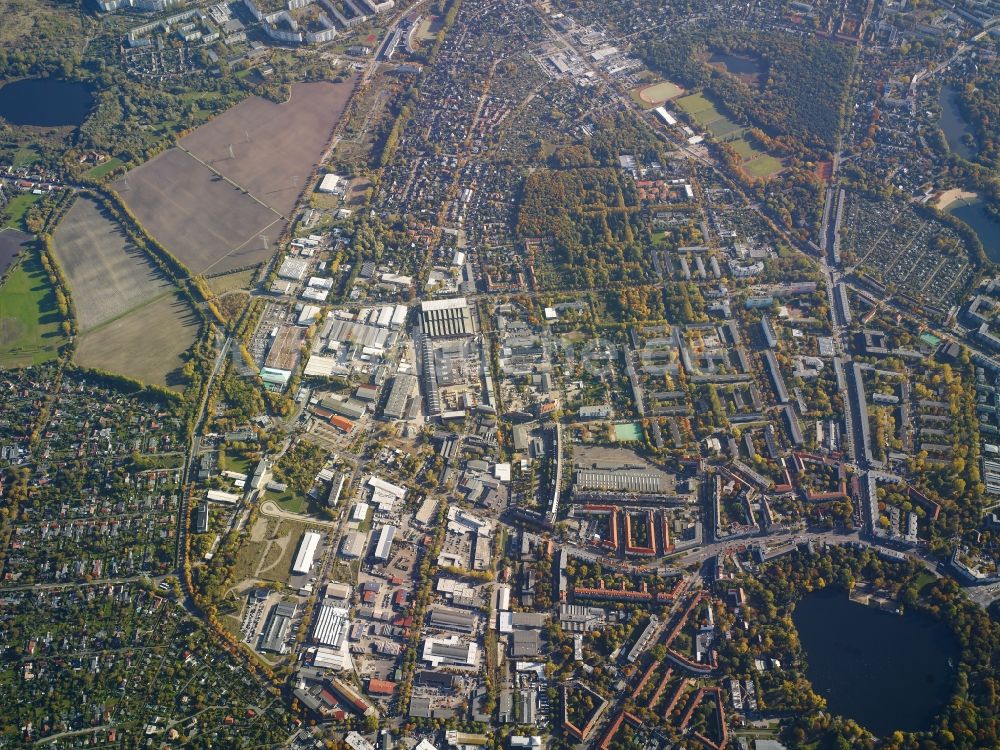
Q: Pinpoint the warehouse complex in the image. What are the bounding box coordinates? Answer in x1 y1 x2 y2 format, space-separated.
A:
420 298 475 338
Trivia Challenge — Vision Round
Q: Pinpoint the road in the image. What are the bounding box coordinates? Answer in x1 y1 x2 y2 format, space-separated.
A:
674 528 860 567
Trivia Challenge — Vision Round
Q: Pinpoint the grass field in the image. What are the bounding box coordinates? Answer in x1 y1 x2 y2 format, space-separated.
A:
729 139 758 159
0 252 65 366
12 147 40 169
744 154 784 178
710 119 745 139
678 92 784 178
677 92 734 133
206 268 256 295
636 80 684 105
52 197 175 331
74 292 199 389
83 157 124 180
676 92 716 117
1 192 41 231
267 489 309 515
220 449 253 476
233 519 308 585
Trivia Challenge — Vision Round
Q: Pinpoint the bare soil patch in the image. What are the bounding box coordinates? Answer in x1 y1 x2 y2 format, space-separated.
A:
179 79 356 217
52 197 174 332
113 149 283 276
74 292 199 389
113 78 357 275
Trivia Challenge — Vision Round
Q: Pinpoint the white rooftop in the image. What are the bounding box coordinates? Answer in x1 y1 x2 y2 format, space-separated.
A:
420 297 469 312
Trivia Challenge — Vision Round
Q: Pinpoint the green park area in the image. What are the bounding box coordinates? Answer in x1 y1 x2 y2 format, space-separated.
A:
267 487 310 514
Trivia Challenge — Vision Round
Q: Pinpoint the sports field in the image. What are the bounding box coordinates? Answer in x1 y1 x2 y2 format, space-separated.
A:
0 252 65 366
614 422 644 442
114 78 356 276
677 92 734 134
52 197 175 332
635 80 684 106
75 292 199 390
729 138 758 160
677 92 784 178
744 154 784 178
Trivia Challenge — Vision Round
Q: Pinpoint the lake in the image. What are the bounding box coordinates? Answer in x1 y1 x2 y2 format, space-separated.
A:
948 199 1000 263
793 587 958 737
707 52 764 86
937 85 977 161
0 78 94 128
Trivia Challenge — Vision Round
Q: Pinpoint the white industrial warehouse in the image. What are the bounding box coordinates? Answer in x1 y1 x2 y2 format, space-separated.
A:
292 531 322 574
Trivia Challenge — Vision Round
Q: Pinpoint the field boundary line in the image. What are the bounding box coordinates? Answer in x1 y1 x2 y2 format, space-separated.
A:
175 146 286 219
76 288 186 336
199 216 286 276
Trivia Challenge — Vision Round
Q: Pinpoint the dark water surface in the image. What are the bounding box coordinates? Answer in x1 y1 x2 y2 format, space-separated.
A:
948 199 1000 263
708 52 763 77
937 85 977 161
793 588 959 737
0 78 94 127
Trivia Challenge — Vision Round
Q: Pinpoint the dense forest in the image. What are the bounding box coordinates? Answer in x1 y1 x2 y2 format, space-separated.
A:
640 29 856 151
516 167 653 289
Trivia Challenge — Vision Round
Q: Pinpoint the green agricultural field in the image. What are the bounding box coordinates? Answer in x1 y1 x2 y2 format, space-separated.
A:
1 192 41 230
744 155 785 178
0 252 66 366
